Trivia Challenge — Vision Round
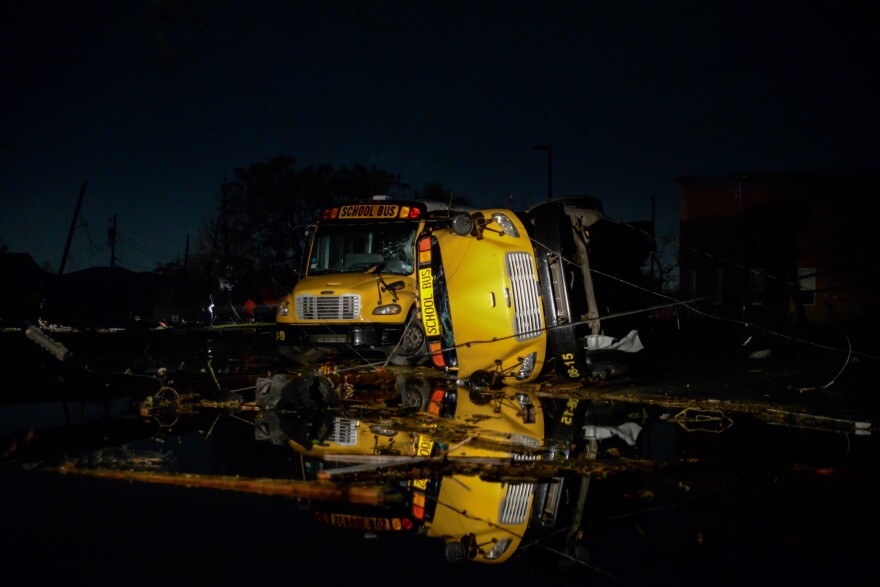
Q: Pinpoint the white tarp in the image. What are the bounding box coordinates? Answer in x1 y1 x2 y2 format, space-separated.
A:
583 329 644 353
582 421 643 446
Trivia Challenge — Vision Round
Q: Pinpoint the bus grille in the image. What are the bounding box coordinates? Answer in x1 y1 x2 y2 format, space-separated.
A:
329 418 358 446
499 481 535 525
498 451 538 524
296 294 360 320
505 252 544 341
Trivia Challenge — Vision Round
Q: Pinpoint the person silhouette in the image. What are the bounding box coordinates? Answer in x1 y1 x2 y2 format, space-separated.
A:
207 294 215 327
244 298 256 323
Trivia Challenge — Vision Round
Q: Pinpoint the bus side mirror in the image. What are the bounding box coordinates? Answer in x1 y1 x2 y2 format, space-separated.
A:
451 213 475 236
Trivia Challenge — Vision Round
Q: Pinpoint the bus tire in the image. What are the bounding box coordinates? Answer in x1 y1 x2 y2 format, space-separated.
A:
399 376 430 411
389 319 428 366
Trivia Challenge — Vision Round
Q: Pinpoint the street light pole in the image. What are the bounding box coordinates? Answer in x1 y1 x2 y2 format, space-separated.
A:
533 144 552 200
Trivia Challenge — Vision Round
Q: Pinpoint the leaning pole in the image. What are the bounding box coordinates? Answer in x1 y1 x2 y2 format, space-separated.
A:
58 180 88 277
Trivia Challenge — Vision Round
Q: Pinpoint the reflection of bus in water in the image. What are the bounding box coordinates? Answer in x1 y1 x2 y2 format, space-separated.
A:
418 389 543 564
290 383 553 564
301 456 422 535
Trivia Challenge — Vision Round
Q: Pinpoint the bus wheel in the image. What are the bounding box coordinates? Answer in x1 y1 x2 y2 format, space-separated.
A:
389 320 428 366
398 376 430 410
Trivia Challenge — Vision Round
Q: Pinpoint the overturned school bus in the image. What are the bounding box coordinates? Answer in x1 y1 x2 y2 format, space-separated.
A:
415 207 548 384
417 195 645 385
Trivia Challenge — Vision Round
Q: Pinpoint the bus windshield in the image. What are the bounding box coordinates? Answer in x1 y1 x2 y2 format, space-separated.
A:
307 221 419 276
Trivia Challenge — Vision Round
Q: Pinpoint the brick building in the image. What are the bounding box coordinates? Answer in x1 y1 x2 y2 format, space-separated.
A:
677 171 879 336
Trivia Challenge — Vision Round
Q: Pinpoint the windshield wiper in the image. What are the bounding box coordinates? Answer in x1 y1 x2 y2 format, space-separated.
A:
369 263 405 302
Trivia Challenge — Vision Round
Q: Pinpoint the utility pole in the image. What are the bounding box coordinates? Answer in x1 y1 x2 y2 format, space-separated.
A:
59 181 87 276
533 144 552 200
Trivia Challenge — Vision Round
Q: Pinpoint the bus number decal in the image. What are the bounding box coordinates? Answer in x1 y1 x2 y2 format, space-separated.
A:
561 352 581 379
560 396 580 425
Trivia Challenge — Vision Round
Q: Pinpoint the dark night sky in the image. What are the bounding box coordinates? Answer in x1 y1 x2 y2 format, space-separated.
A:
2 1 878 273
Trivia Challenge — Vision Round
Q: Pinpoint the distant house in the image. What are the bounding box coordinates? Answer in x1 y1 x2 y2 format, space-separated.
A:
677 171 880 334
0 253 56 326
54 266 165 327
0 253 197 328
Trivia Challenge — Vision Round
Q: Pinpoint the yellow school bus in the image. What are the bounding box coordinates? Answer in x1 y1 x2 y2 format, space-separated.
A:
417 208 548 384
276 196 458 366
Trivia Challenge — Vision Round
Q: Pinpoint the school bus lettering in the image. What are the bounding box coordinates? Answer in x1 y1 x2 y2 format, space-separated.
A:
416 437 434 456
328 514 394 531
338 204 400 219
419 267 439 336
413 436 434 490
419 268 432 289
421 298 438 335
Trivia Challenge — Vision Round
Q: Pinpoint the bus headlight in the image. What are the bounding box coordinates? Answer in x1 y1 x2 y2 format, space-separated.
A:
369 424 398 437
514 392 537 423
373 304 402 315
515 352 538 380
491 213 520 237
483 537 513 560
277 305 290 317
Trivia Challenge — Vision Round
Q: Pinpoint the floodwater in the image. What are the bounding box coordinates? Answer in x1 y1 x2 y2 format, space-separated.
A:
1 327 876 586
